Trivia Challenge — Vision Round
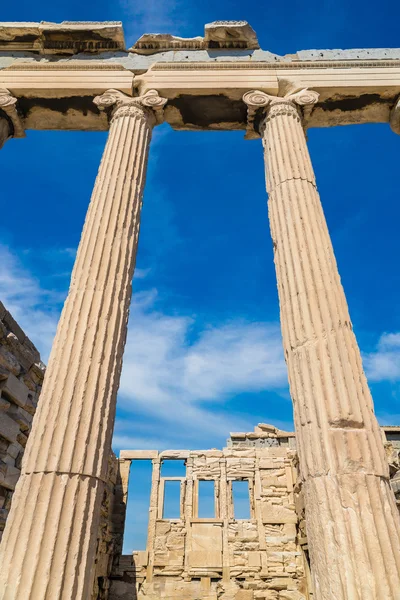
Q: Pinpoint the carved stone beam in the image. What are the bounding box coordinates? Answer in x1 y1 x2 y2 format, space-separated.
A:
94 88 167 126
0 88 25 148
242 88 319 139
390 95 400 134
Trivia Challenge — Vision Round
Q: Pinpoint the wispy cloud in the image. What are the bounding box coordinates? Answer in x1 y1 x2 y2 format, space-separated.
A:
0 245 290 449
364 332 400 382
0 245 61 361
117 289 288 449
4 242 400 451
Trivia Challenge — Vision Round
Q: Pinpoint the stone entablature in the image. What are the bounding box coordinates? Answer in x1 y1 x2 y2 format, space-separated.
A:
0 20 400 133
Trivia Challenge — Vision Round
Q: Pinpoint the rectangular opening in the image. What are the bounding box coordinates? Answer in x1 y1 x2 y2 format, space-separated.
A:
198 480 215 518
163 480 181 519
161 459 186 477
232 480 251 519
122 460 153 553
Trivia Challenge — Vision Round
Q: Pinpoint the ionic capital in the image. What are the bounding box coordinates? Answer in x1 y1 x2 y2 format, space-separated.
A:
93 89 168 127
390 96 400 135
0 88 25 146
243 88 319 138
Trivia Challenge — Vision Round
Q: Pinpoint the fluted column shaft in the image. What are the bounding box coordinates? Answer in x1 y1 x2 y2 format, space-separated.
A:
0 117 11 148
244 90 400 599
0 89 166 600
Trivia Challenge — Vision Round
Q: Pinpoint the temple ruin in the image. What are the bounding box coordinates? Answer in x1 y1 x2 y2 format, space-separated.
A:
0 18 400 600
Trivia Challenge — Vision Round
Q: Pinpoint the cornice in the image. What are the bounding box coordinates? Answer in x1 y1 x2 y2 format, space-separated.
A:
2 58 400 74
151 60 400 70
4 63 128 71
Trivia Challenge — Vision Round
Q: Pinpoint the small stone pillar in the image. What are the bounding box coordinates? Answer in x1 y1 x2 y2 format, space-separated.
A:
146 457 161 582
0 89 167 600
244 89 400 600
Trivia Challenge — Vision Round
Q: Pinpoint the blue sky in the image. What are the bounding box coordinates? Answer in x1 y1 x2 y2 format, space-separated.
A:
1 0 400 550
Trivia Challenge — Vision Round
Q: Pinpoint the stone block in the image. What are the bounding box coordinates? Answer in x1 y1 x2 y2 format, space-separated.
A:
156 521 172 535
5 333 37 371
0 412 20 443
0 346 20 376
248 551 261 567
24 393 38 416
0 372 29 408
120 450 158 460
7 404 32 431
0 397 10 411
2 311 26 344
235 591 254 600
17 431 28 447
204 21 259 49
160 450 189 459
189 550 222 568
0 463 20 490
262 503 297 525
154 550 183 566
0 21 125 54
279 592 306 600
133 550 148 567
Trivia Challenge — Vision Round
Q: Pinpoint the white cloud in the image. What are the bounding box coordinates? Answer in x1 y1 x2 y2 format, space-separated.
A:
0 245 291 451
364 332 400 382
117 290 289 449
0 245 60 361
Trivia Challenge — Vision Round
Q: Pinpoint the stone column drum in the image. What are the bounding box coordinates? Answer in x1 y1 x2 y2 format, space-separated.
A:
244 89 400 600
0 89 166 600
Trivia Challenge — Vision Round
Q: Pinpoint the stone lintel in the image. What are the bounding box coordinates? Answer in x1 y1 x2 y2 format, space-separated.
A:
0 59 399 131
159 450 190 460
119 450 159 460
0 21 125 54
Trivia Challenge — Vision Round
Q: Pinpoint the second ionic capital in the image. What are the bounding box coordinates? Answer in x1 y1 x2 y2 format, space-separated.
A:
0 88 25 148
94 89 168 127
243 88 319 138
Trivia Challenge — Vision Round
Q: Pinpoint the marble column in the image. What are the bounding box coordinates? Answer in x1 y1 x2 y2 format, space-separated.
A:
244 89 400 600
0 88 25 149
0 89 167 600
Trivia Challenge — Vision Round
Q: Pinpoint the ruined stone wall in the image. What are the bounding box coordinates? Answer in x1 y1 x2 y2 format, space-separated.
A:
386 427 400 513
109 425 310 600
92 452 121 600
0 302 45 542
107 424 400 600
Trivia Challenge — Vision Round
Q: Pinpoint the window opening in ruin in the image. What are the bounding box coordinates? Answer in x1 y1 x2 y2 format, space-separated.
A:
232 480 251 519
161 459 186 477
198 480 215 518
163 480 181 519
123 460 153 553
